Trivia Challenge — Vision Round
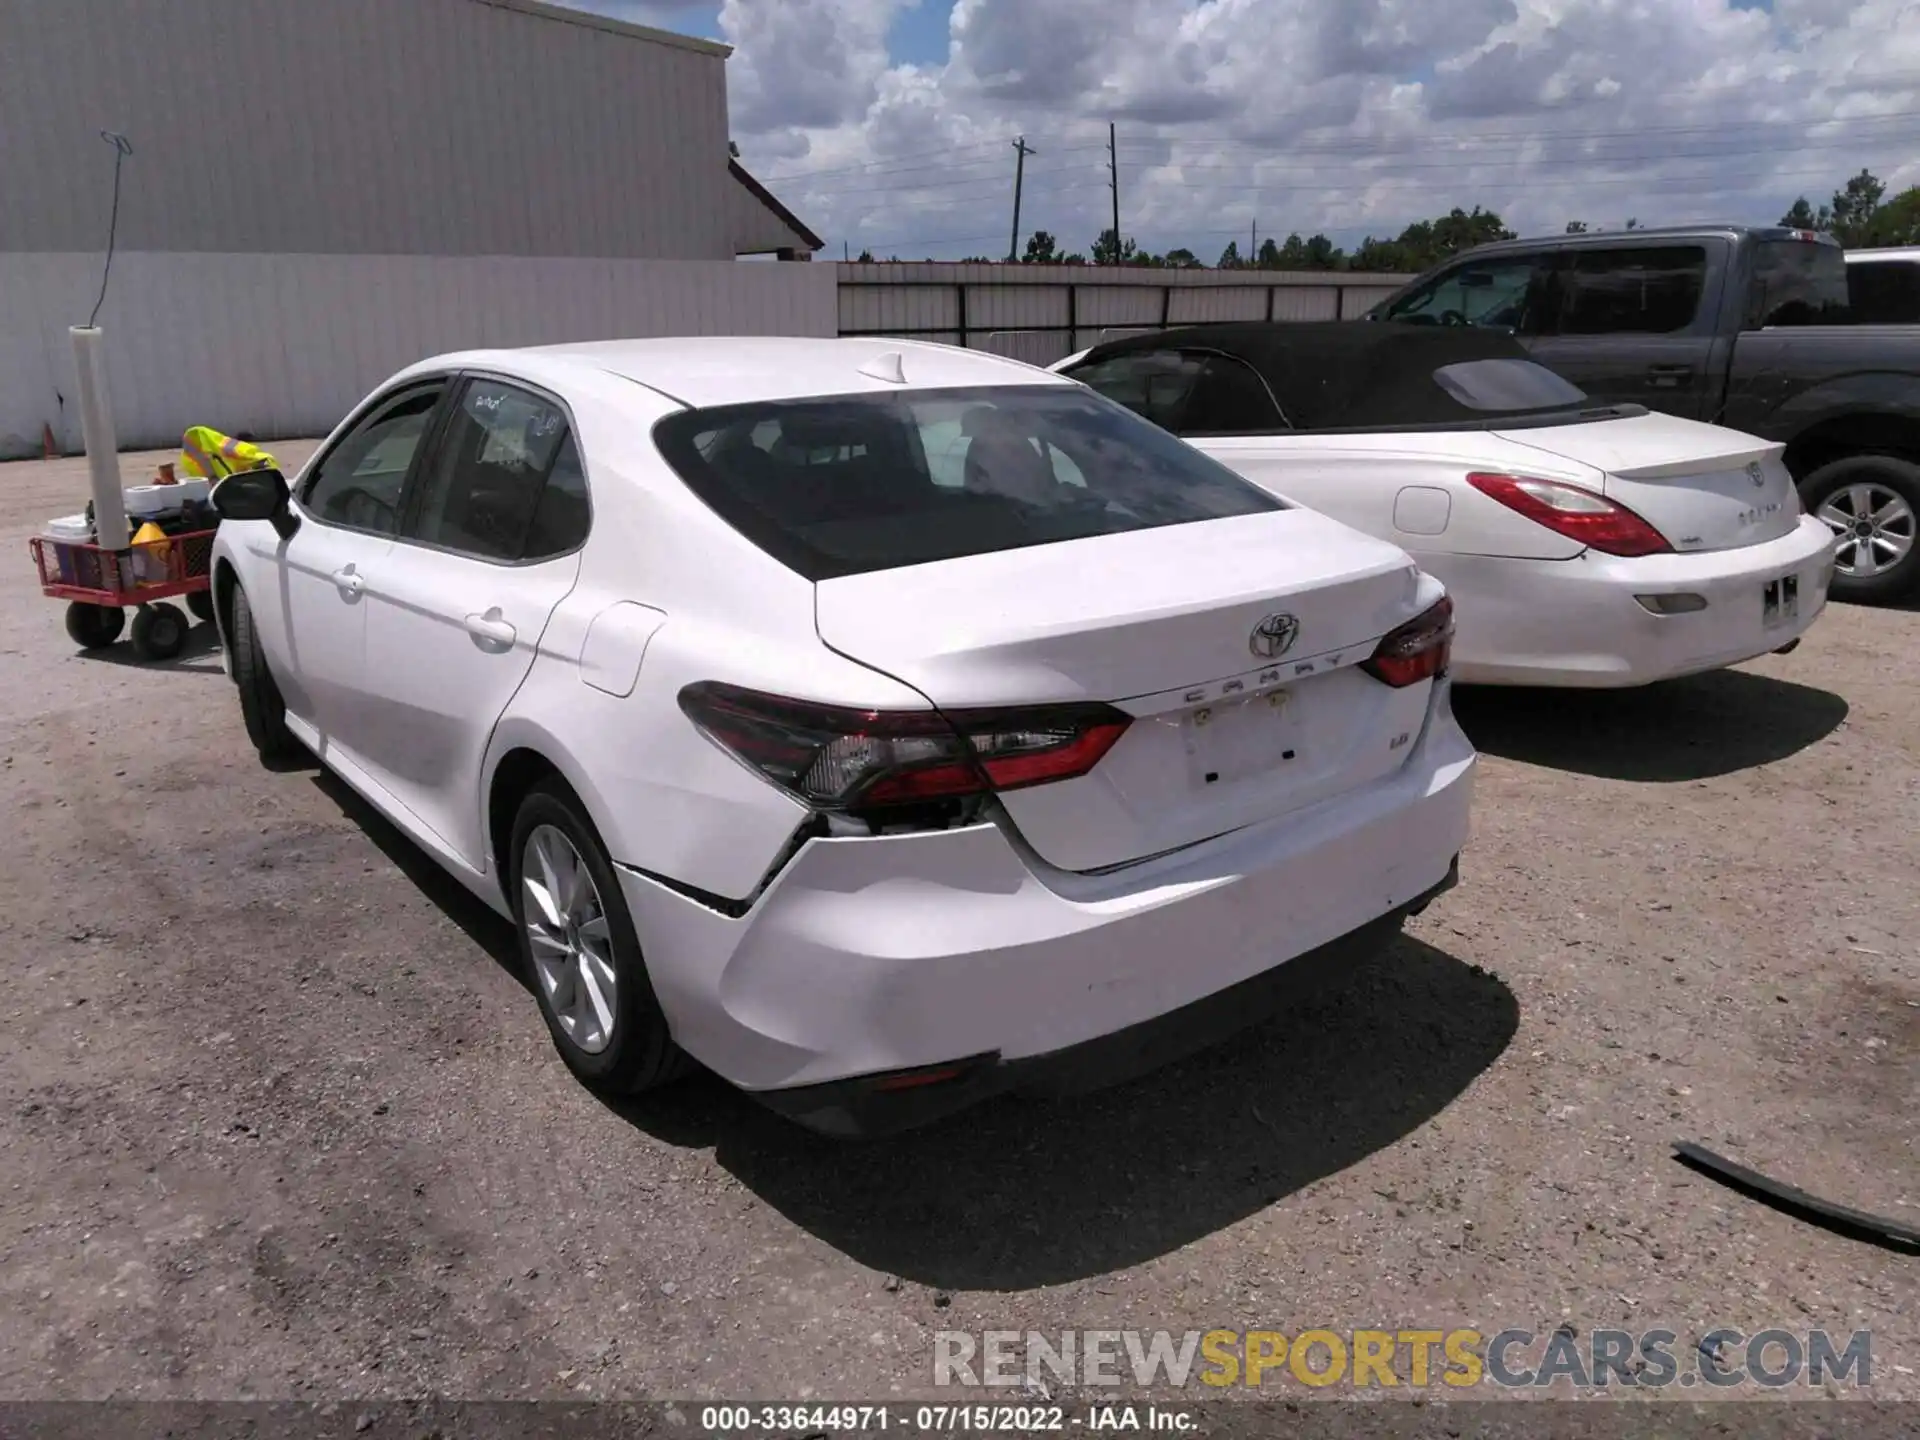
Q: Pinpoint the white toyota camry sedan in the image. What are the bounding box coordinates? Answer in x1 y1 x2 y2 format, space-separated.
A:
1054 323 1838 688
209 336 1474 1135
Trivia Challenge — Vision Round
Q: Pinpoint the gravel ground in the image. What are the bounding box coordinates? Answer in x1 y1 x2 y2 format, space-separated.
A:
0 445 1914 1406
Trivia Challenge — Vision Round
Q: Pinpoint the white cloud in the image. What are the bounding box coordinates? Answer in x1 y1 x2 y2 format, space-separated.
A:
640 0 1920 257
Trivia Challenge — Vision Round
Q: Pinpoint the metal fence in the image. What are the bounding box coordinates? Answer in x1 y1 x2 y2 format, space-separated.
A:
835 262 1411 367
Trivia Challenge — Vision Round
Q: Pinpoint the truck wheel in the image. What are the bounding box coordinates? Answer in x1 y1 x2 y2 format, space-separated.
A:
65 602 124 650
1801 455 1920 604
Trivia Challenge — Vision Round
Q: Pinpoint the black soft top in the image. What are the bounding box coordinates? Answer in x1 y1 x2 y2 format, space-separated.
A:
1072 321 1569 431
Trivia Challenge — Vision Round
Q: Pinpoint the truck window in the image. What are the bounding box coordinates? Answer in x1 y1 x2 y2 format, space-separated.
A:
1380 254 1549 333
1746 240 1851 328
1554 246 1707 335
1847 258 1920 325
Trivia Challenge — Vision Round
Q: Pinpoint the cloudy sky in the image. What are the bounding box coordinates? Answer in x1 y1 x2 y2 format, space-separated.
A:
569 0 1920 261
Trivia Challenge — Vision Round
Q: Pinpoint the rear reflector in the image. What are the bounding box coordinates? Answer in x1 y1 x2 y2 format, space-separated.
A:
1635 592 1709 615
678 682 1131 817
1467 472 1672 557
1363 596 1454 688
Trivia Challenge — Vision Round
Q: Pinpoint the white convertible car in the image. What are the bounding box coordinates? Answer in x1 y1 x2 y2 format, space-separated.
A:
207 337 1473 1135
1053 323 1838 687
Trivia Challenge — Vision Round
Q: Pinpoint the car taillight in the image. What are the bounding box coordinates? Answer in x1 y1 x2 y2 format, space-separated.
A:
677 681 1131 816
1363 596 1454 688
1467 472 1672 557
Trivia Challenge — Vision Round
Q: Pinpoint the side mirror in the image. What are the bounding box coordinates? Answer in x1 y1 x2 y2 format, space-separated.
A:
213 467 299 539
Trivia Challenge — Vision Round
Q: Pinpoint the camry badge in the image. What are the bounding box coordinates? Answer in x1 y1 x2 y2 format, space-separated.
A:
1249 612 1301 660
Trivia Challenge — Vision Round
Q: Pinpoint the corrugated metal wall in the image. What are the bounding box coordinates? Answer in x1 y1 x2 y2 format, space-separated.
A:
0 252 838 457
0 0 737 260
835 263 1409 365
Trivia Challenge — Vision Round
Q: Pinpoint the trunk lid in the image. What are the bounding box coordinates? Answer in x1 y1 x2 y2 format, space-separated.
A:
813 510 1439 871
1495 412 1799 553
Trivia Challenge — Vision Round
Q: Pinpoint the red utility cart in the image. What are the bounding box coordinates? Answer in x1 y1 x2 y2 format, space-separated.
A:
30 528 216 661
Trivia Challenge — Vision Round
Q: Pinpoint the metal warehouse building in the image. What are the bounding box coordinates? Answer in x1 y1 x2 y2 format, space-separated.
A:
0 0 833 457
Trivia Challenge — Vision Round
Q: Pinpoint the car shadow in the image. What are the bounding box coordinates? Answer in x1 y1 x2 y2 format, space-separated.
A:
307 768 526 980
610 935 1517 1291
1451 668 1848 782
298 767 1517 1289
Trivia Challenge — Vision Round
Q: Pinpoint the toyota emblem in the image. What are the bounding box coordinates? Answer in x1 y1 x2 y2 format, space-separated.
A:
1747 461 1765 489
1249 613 1301 660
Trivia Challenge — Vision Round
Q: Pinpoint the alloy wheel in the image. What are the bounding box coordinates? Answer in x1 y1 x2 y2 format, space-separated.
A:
522 824 618 1055
1816 482 1916 580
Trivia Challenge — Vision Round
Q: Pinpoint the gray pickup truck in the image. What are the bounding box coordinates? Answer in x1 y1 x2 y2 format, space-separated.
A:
1369 225 1920 603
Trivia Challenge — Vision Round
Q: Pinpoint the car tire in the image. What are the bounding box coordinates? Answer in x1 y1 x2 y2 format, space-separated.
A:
229 585 303 763
1800 454 1920 604
510 780 688 1097
186 590 216 623
129 603 188 662
65 602 124 650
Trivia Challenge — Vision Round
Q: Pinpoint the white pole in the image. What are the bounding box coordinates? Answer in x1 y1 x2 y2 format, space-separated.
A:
69 325 129 550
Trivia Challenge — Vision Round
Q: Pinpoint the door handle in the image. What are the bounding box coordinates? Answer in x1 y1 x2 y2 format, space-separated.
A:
464 609 517 650
1647 363 1694 388
330 566 365 598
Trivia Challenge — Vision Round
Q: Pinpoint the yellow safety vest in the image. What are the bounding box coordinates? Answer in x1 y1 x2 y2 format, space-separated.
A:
180 426 277 482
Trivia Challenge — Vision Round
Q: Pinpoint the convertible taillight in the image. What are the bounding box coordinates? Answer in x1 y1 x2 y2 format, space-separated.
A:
1467 472 1672 557
1362 597 1454 688
677 682 1131 816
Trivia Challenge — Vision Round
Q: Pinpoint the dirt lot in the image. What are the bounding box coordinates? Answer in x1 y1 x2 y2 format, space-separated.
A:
0 445 1914 1405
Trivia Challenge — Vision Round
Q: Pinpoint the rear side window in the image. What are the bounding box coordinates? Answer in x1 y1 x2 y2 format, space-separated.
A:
406 379 589 563
1847 258 1920 324
652 385 1283 581
1746 240 1851 328
1063 351 1203 429
1555 246 1707 334
1070 351 1287 434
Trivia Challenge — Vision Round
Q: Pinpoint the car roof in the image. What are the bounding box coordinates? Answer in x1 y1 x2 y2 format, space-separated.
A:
1071 321 1542 430
1451 223 1843 261
398 336 1071 409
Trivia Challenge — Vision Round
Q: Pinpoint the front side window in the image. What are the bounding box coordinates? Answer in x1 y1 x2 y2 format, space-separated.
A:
406 379 584 562
1381 255 1548 332
301 383 446 535
653 385 1282 581
1556 246 1708 335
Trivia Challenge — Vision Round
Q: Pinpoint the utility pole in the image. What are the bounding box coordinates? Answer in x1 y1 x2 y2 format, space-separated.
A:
1007 136 1035 262
1107 123 1121 265
1251 219 1257 263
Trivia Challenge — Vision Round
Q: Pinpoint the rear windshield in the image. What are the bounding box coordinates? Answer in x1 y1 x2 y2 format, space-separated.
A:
1747 240 1851 327
1430 358 1589 413
652 384 1284 581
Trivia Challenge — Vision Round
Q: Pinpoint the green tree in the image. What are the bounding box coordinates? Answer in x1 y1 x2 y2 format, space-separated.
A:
1022 229 1061 264
1256 237 1282 268
1216 239 1243 269
1565 220 1589 234
1864 186 1920 245
854 249 875 263
1303 233 1344 269
1277 232 1311 268
1092 227 1139 265
1779 197 1821 230
1830 168 1887 246
1162 247 1200 268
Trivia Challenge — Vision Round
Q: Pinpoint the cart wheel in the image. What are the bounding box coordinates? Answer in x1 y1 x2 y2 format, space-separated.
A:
130 603 189 662
186 590 216 624
65 602 126 650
